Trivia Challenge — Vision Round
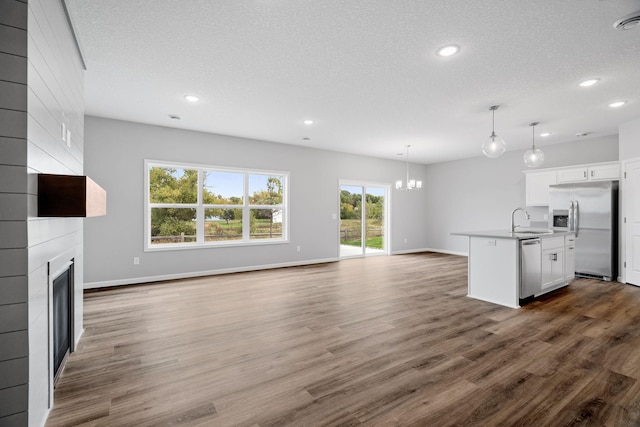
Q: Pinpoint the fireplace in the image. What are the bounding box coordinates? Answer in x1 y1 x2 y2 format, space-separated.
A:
52 265 72 382
48 253 75 396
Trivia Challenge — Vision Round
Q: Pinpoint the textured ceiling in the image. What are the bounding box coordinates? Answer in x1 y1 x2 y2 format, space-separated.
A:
64 0 640 164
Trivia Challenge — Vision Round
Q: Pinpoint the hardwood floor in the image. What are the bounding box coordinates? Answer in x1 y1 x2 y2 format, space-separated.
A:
46 253 640 426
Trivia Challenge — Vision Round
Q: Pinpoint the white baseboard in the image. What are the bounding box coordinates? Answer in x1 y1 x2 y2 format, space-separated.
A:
74 328 84 348
84 257 340 289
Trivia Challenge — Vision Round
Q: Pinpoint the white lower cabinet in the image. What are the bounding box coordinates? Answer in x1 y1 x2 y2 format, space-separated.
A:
565 235 576 281
542 248 565 290
539 236 571 293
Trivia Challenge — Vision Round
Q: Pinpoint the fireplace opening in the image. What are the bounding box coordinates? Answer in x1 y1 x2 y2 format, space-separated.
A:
53 265 72 383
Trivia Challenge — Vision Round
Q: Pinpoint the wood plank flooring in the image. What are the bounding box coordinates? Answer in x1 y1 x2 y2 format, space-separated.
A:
46 253 640 426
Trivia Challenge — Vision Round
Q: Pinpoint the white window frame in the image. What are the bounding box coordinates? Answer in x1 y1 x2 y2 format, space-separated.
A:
144 159 289 251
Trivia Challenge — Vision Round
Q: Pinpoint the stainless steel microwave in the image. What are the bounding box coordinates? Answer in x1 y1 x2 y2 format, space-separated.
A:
551 209 569 231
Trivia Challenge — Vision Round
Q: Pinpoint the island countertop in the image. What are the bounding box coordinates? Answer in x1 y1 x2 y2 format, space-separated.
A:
451 229 575 240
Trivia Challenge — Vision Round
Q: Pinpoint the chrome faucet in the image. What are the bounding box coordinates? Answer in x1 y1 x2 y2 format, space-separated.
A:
511 207 530 233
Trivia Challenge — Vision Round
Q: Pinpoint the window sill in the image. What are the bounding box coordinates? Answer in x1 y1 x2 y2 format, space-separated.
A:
144 238 290 252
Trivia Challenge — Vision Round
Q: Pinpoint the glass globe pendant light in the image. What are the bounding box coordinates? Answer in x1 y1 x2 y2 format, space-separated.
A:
523 122 544 168
482 105 506 158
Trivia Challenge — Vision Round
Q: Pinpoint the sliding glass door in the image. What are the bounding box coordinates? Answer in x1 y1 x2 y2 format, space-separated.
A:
339 183 388 257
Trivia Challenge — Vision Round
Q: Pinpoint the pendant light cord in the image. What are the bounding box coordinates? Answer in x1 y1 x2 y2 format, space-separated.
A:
406 145 410 184
492 108 495 135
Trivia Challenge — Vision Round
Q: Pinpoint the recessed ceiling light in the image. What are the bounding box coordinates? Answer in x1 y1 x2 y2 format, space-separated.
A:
436 45 460 57
540 132 551 137
184 95 200 102
579 79 600 87
609 101 627 108
303 120 314 125
169 114 181 120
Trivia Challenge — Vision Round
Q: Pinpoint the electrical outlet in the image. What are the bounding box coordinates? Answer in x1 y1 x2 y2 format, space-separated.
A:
543 214 548 220
331 213 337 220
297 246 301 252
404 238 407 243
133 257 140 265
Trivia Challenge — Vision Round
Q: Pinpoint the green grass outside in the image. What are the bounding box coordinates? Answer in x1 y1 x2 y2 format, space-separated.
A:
343 236 383 249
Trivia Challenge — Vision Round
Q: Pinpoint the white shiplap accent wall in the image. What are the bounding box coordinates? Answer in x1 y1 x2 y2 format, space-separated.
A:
26 0 85 425
0 0 84 426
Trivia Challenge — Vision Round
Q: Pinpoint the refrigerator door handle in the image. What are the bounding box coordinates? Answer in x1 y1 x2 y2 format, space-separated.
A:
574 200 579 237
569 201 575 232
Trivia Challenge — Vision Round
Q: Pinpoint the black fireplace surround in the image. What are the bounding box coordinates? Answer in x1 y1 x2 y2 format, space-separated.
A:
52 264 73 383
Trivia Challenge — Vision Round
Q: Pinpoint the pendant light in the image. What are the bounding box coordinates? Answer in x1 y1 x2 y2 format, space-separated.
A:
524 122 544 168
482 105 506 158
395 145 422 191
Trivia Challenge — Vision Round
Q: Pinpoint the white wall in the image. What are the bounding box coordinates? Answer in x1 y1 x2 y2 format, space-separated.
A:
620 116 640 160
83 116 429 287
424 135 619 254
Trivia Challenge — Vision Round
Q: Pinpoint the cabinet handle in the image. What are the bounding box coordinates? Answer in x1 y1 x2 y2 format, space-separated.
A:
591 170 594 177
584 171 587 178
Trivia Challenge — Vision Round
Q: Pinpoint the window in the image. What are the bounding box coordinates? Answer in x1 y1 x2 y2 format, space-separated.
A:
145 160 288 250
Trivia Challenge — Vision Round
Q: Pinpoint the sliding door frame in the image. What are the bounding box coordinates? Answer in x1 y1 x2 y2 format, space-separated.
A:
338 179 391 258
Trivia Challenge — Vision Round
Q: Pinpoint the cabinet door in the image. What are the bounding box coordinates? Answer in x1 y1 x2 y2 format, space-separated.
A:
565 245 575 281
542 248 564 290
557 168 588 183
589 164 619 181
541 249 554 290
552 250 565 286
526 171 557 206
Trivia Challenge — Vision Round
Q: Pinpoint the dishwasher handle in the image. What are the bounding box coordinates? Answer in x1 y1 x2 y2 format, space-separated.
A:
521 239 541 246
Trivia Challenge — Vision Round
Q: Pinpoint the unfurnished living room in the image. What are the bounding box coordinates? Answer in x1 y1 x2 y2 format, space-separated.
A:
2 1 640 426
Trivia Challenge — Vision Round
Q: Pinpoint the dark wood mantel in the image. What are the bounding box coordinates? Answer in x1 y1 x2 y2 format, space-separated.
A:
38 174 107 217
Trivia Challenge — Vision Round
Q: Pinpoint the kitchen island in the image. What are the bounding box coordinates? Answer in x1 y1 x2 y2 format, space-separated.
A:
452 230 575 308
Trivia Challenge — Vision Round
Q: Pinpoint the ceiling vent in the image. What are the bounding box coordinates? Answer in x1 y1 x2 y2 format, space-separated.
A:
614 10 640 30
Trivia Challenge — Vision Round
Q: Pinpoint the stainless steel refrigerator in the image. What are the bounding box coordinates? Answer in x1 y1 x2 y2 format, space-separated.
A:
548 181 618 281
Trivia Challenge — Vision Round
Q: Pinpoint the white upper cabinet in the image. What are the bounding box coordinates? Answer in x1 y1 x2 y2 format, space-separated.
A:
557 162 620 184
557 168 589 183
525 171 557 206
524 161 619 206
588 163 620 181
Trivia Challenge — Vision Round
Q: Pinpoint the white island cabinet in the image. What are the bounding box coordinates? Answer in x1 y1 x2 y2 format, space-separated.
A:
452 230 575 308
541 237 565 291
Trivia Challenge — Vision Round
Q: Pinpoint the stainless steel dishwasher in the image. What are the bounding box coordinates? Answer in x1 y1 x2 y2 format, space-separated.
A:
520 238 542 299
